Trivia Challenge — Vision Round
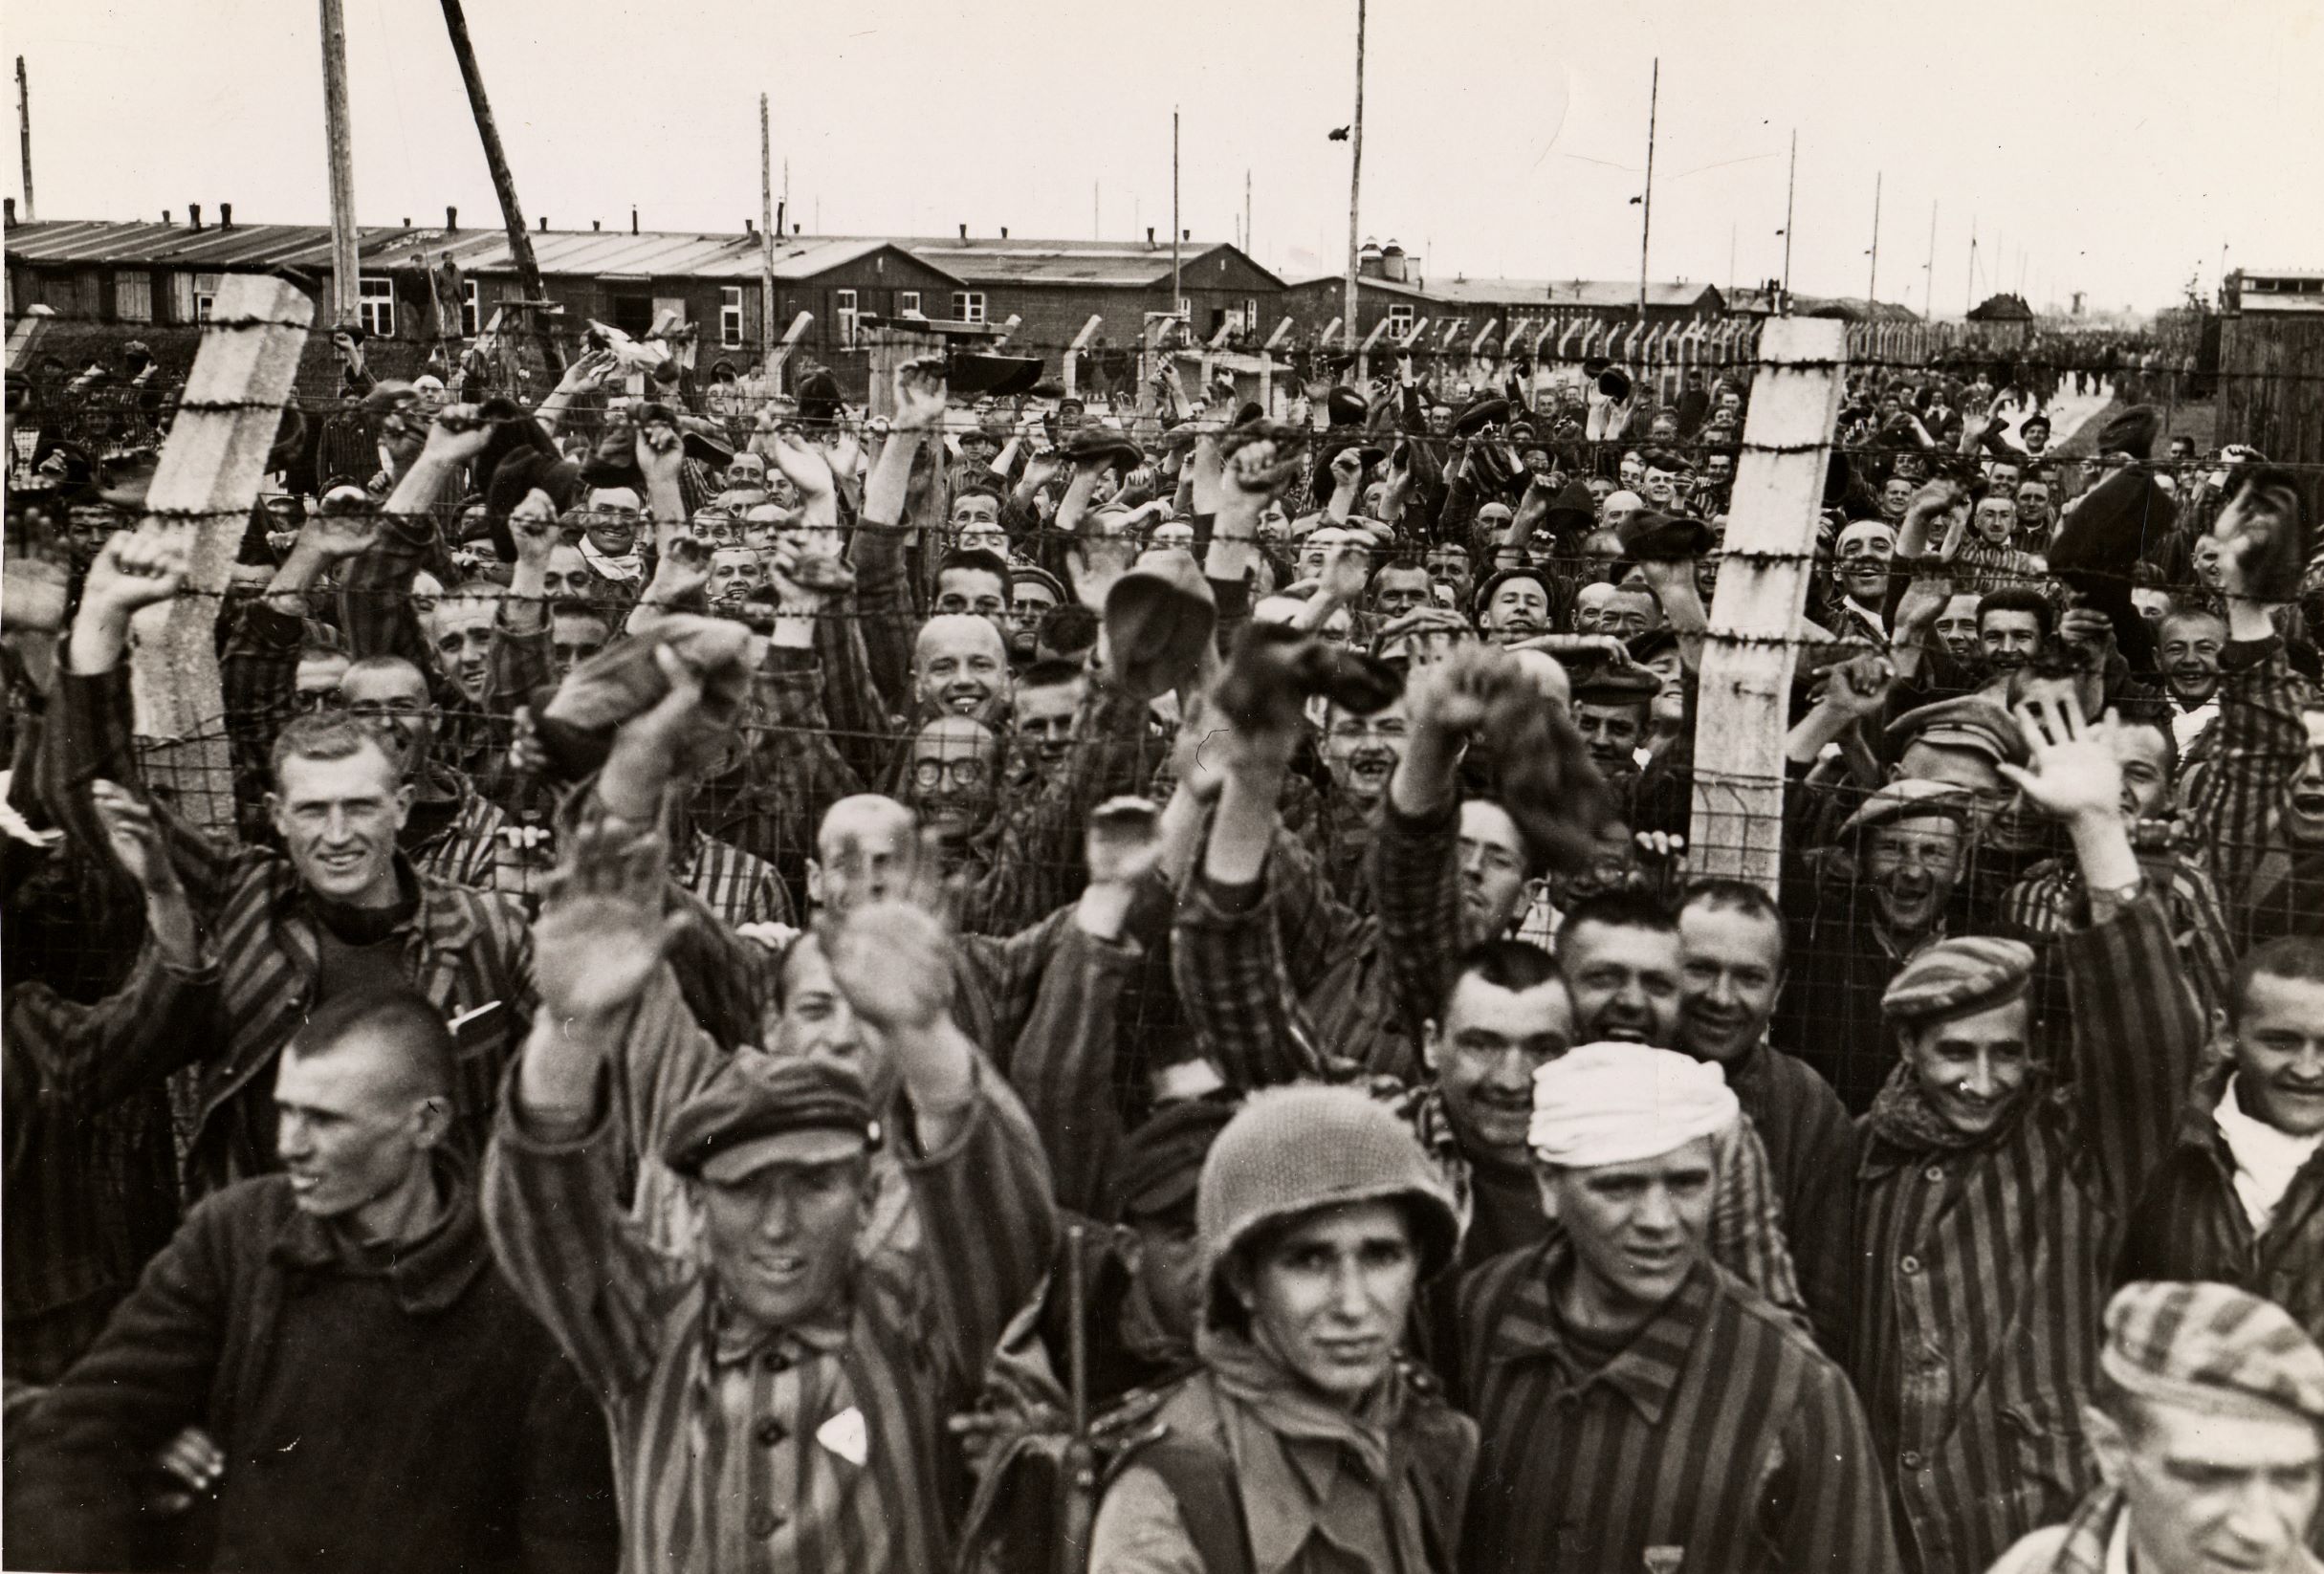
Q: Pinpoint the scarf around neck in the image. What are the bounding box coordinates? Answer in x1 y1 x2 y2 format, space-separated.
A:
1867 1059 2030 1154
2214 1074 2324 1236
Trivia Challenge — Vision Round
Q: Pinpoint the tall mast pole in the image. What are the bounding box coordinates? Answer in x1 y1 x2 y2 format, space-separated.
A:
439 0 561 371
318 0 361 324
1171 108 1181 314
1966 215 1977 316
1866 170 1881 311
1922 199 1938 320
1343 0 1366 352
1638 57 1658 322
760 94 777 375
1244 167 1252 260
1780 129 1796 310
14 56 33 222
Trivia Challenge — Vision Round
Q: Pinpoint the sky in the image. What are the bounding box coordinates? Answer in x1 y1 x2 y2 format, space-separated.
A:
9 0 2320 316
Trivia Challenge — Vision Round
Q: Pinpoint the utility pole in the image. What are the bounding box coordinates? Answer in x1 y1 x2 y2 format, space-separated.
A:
1727 220 1737 300
760 94 777 375
1244 167 1252 261
1866 170 1881 311
1343 0 1366 352
1922 199 1938 320
1780 129 1796 310
439 0 561 371
1638 57 1658 323
318 0 361 325
1171 108 1181 316
1965 216 1977 316
1093 181 1099 240
14 56 33 222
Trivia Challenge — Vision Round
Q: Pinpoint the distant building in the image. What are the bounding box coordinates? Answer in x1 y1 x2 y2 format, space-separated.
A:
2225 268 2324 315
1966 292 2037 348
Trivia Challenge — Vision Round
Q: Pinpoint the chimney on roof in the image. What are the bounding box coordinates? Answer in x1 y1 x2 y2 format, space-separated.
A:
630 206 638 235
744 218 755 234
791 223 800 235
447 206 457 230
189 203 203 230
958 223 968 240
1182 229 1190 242
1147 227 1155 246
3 198 12 226
221 203 233 228
592 219 602 231
538 216 547 230
401 218 409 227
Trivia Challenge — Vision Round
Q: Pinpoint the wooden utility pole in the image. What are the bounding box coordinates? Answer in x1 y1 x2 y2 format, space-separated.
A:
318 0 360 324
439 0 561 372
1866 171 1882 311
1922 200 1939 320
1689 317 1847 893
1638 57 1658 322
760 94 778 375
1171 108 1181 313
1343 0 1366 352
14 56 32 222
1244 167 1252 260
1780 129 1796 308
1966 215 1977 316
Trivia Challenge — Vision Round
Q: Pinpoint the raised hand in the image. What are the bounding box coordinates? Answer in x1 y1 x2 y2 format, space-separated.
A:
824 898 957 1032
80 525 189 617
890 357 949 432
1217 428 1306 515
90 779 179 895
296 502 384 563
645 536 713 606
1817 651 1896 722
508 488 561 566
633 411 686 483
420 404 493 467
763 426 838 503
1998 692 2124 824
1315 538 1371 605
1409 638 1514 740
533 823 690 1026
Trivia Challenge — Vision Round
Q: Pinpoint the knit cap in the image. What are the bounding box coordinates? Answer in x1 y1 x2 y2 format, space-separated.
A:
1196 1085 1459 1323
2103 1280 2324 1423
1881 935 2036 1029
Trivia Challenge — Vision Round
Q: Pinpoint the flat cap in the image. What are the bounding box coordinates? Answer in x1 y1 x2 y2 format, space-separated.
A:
661 1055 883 1183
1064 426 1146 472
1885 696 2028 769
1110 1098 1239 1220
2103 1280 2324 1423
1616 510 1717 562
1880 934 2035 1027
1452 397 1511 437
1834 776 1978 844
1571 663 1662 708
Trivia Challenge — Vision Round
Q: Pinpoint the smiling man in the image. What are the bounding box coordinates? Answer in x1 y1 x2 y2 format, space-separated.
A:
911 612 1012 725
60 527 534 1194
2154 606 2226 750
1853 698 2207 1574
1458 1043 1899 1574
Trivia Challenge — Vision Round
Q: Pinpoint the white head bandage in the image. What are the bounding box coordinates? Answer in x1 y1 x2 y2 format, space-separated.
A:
1528 1042 1739 1169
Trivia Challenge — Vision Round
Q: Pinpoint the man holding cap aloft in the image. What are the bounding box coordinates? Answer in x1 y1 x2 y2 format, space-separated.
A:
1987 1280 2324 1574
483 820 1058 1573
1855 694 2208 1574
1458 1041 1899 1571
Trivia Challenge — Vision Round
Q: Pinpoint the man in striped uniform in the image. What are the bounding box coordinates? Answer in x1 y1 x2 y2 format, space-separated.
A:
483 820 1058 1573
1986 1280 2324 1574
1854 694 2206 1574
52 522 535 1196
1458 1041 1900 1571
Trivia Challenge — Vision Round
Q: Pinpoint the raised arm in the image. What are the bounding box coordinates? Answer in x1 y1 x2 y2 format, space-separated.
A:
1999 693 2203 1207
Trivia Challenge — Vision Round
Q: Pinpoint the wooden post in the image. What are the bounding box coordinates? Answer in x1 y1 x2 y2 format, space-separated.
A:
1687 317 1846 893
1356 316 1392 383
760 94 777 376
1063 315 1103 400
14 55 33 223
1343 0 1366 352
440 0 561 373
130 276 314 830
318 0 360 324
763 311 813 392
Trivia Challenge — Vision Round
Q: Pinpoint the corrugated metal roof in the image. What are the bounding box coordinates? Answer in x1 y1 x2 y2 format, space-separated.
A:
1426 276 1721 310
6 220 963 285
901 238 1282 290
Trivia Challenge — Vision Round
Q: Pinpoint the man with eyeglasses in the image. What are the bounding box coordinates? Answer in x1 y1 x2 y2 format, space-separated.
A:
907 714 1000 854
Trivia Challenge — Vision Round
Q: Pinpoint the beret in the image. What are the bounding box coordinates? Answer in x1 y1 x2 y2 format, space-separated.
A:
1325 385 1370 426
661 1055 882 1183
2105 1280 2324 1424
1617 510 1717 562
1064 426 1146 472
1541 480 1599 536
1884 696 2028 769
1626 625 1682 667
1111 1098 1239 1220
1452 397 1512 437
1596 366 1633 403
1639 447 1695 474
2093 404 2160 461
1008 563 1068 602
1880 934 2035 1027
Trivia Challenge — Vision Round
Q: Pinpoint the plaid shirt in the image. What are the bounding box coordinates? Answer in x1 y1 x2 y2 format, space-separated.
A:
4 943 208 1384
2183 635 2316 946
483 966 1057 1574
1459 1243 1902 1574
49 659 536 1196
1852 893 2203 1574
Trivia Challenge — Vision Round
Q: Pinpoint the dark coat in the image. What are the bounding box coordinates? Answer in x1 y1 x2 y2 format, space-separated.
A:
6 1170 614 1574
